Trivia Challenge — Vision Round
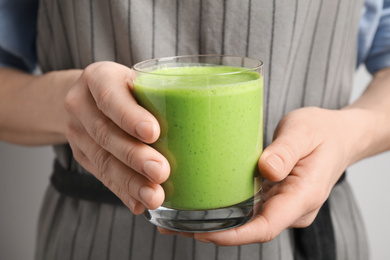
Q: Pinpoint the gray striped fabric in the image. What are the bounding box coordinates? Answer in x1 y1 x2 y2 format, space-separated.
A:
35 0 369 259
34 181 368 259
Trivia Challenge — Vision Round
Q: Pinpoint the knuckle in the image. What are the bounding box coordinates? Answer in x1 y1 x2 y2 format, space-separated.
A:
116 186 127 201
294 220 311 228
92 149 112 177
293 214 317 228
78 154 90 168
70 146 83 163
64 120 77 138
84 62 115 111
123 174 137 194
64 89 79 114
96 87 115 113
313 191 329 209
299 190 328 216
303 186 329 212
124 143 141 168
100 172 114 191
90 117 113 147
64 121 84 144
84 62 105 78
84 63 115 111
119 109 129 131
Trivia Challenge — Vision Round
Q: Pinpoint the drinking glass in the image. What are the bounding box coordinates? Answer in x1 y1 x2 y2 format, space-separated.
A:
133 55 263 232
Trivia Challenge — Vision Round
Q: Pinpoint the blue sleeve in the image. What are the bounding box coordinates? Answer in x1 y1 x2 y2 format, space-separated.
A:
0 0 39 73
358 0 390 74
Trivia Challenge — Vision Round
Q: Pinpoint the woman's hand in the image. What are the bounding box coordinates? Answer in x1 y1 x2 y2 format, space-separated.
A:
158 105 377 245
159 68 390 245
64 61 170 214
0 62 169 215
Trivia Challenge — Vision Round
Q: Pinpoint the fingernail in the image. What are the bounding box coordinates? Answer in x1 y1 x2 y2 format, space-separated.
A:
144 160 162 182
266 154 284 172
136 121 154 140
197 238 212 243
139 186 155 208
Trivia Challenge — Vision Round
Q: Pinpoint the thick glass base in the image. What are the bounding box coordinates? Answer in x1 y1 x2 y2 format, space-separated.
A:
144 191 262 233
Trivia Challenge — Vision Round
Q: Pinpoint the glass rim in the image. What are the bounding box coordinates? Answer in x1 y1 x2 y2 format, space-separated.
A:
132 54 263 77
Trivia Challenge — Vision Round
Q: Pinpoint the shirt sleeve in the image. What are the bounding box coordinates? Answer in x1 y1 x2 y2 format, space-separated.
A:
0 0 39 73
358 0 390 74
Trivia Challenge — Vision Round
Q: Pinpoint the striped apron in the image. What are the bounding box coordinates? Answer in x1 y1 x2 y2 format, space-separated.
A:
35 0 369 259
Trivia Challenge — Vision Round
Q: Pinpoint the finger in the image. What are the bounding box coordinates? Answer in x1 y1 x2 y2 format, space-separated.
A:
73 144 146 215
258 117 317 182
66 81 170 184
68 139 131 209
81 61 160 143
129 196 147 215
67 119 165 211
157 227 179 236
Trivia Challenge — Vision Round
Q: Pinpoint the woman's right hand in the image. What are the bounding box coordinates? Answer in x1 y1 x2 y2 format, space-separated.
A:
64 61 170 214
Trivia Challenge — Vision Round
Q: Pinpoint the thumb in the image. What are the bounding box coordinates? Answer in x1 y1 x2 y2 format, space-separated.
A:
259 126 314 182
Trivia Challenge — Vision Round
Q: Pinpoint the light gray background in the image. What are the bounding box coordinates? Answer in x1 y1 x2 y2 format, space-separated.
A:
0 66 389 259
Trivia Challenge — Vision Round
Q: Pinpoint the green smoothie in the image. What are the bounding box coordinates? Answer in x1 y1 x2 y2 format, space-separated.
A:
134 65 263 210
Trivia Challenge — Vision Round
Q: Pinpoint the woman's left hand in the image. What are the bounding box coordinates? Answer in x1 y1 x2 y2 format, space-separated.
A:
158 68 390 246
159 106 367 245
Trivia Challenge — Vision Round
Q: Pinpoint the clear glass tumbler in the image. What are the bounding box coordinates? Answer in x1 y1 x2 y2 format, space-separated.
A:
133 55 263 232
